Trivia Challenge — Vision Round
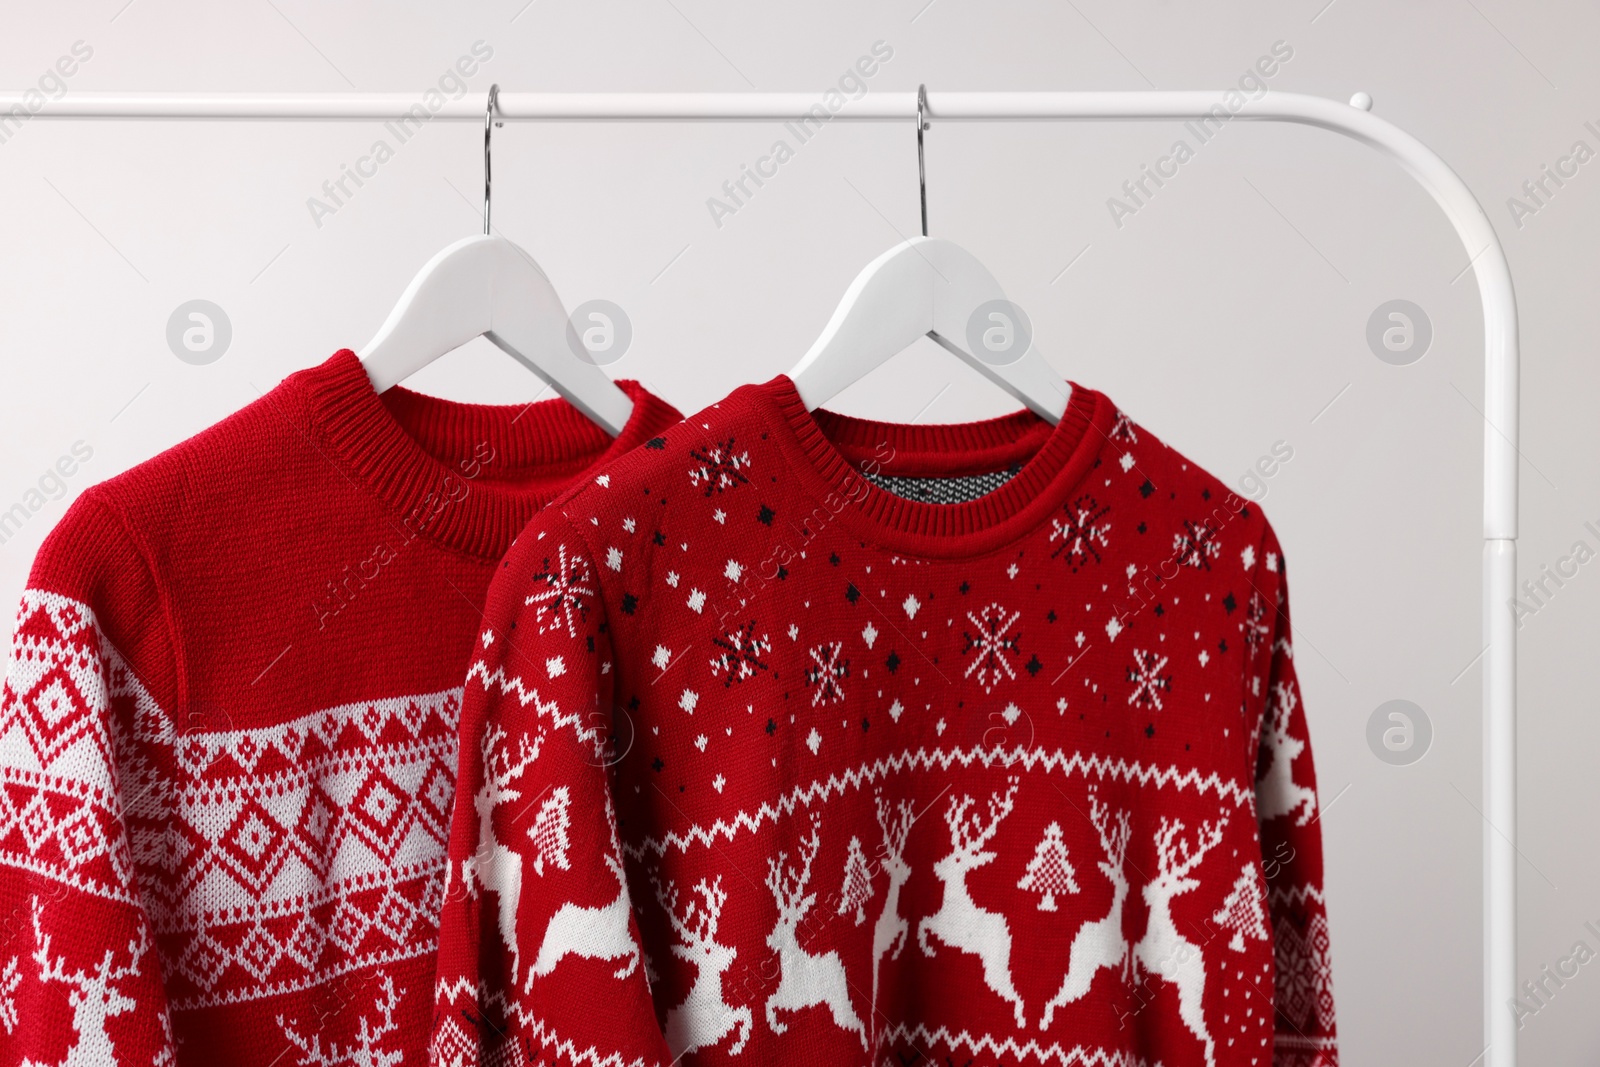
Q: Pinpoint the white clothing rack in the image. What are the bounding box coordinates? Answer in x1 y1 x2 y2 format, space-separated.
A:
1 88 1518 1065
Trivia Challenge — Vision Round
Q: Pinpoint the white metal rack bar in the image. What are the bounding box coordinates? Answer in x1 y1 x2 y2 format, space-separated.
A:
1 88 1518 1065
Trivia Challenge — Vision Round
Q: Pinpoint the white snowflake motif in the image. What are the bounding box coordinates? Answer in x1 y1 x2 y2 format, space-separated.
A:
805 641 850 706
1127 648 1172 710
688 437 752 496
1110 409 1138 443
962 603 1022 694
710 620 772 687
1173 517 1223 570
526 542 597 638
1049 494 1111 571
1244 590 1271 651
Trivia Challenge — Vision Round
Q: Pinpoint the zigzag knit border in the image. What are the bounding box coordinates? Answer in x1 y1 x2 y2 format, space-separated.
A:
1267 882 1326 908
466 660 608 752
623 743 1254 859
881 1022 1158 1067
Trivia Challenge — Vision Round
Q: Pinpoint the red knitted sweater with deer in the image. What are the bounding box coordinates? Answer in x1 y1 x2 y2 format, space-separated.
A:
0 350 681 1067
430 375 1337 1067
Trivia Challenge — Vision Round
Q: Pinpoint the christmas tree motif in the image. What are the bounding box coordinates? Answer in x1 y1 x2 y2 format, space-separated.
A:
1016 822 1081 912
1110 409 1139 443
1126 648 1172 710
805 642 849 706
528 786 572 876
1049 496 1111 571
961 603 1022 695
1212 864 1270 952
710 620 772 687
277 973 402 1067
526 542 596 638
688 437 752 495
918 777 1028 1028
836 836 875 925
1040 789 1133 1029
1173 518 1223 570
0 956 17 1035
27 899 152 1067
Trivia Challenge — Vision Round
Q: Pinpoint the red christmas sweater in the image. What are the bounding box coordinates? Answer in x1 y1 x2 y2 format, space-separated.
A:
431 376 1337 1067
0 350 681 1067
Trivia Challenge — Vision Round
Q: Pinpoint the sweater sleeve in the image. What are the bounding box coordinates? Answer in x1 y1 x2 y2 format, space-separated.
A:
1249 532 1338 1067
0 490 179 1065
432 511 670 1067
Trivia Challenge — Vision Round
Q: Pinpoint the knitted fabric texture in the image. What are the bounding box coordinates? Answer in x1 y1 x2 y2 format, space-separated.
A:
431 376 1337 1067
0 350 681 1067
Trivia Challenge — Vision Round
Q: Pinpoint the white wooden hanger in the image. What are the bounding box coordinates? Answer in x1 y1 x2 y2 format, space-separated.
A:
790 86 1070 423
358 85 634 436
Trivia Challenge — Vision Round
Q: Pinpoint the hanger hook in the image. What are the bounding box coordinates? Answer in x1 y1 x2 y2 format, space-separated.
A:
915 84 929 237
483 84 502 236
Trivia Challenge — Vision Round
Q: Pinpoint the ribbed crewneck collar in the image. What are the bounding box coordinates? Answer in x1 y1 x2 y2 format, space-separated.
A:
755 374 1110 558
284 349 677 560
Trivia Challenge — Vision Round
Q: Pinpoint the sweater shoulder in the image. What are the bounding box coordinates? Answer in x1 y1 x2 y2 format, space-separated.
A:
541 384 769 523
18 379 315 711
18 486 183 712
1111 404 1282 554
83 377 310 543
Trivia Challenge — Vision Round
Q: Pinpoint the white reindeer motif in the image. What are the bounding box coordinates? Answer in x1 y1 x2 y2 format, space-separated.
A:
1256 681 1316 825
25 900 148 1067
764 816 868 1048
464 723 545 985
870 793 917 1012
917 776 1027 1029
1131 815 1228 1067
652 874 752 1058
1040 788 1133 1029
528 801 640 989
277 974 402 1067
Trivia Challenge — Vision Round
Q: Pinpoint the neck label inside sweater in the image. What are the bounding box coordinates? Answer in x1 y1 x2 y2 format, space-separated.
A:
861 466 1019 504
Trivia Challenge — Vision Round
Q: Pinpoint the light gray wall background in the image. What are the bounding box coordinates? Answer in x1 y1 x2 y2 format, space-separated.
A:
1 1 1593 1062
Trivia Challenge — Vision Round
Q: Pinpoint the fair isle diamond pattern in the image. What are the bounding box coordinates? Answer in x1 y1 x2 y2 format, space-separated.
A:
0 590 464 1012
0 590 160 904
156 688 461 1010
